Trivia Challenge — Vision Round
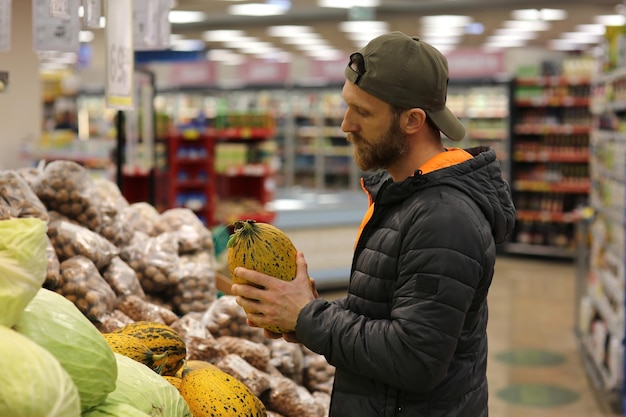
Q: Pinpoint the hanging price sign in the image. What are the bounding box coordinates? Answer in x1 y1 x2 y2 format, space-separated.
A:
33 0 80 52
133 0 171 50
82 0 101 29
49 0 70 20
106 0 134 109
0 0 11 52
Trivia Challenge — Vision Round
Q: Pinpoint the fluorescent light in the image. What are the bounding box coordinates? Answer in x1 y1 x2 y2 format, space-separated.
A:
561 32 604 44
229 3 289 16
168 10 206 23
493 29 538 41
267 25 314 37
483 38 526 48
594 14 626 26
79 31 94 43
548 39 584 51
511 8 567 21
576 24 606 36
170 39 205 51
503 20 549 31
203 30 247 42
421 15 472 27
318 0 379 8
422 27 465 37
339 20 388 32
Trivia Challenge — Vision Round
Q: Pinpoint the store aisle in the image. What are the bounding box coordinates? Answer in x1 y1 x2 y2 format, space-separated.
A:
318 255 621 417
486 256 618 417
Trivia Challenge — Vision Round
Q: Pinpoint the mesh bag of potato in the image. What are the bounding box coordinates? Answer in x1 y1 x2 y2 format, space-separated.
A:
33 160 104 232
120 231 181 294
57 255 117 322
0 169 48 221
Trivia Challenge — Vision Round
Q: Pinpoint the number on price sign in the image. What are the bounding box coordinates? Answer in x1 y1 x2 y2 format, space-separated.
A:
109 44 130 90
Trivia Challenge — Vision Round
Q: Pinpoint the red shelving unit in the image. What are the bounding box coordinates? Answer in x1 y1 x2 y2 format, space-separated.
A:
164 125 277 226
166 131 215 226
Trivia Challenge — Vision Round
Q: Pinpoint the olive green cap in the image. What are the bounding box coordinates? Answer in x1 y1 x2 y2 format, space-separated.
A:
345 31 466 141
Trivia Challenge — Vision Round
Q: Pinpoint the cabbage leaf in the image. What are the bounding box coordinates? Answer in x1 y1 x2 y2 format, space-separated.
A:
14 288 117 412
0 325 81 417
82 400 152 417
108 353 192 417
0 217 47 327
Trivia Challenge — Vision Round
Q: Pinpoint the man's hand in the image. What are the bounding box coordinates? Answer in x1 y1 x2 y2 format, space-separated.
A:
231 252 316 339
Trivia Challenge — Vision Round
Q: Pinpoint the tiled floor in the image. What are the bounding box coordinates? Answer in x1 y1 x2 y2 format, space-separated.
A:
313 250 623 416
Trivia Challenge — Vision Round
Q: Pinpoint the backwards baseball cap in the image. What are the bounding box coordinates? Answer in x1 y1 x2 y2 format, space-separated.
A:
345 31 465 141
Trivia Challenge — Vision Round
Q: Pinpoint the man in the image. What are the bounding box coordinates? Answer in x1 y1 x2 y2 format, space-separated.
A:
231 31 516 417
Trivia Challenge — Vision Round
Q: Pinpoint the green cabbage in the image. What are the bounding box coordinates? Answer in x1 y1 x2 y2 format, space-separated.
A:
0 325 81 417
0 217 47 327
82 400 152 417
14 288 117 412
108 353 192 417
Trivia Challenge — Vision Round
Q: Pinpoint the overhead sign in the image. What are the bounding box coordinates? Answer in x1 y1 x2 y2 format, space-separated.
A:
32 0 80 52
0 0 11 52
133 0 171 51
447 49 506 79
237 60 290 85
106 0 134 109
82 0 102 29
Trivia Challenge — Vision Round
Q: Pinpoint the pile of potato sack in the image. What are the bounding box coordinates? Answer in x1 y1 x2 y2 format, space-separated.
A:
0 160 335 417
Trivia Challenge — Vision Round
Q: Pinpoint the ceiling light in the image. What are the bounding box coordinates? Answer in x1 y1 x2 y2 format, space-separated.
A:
339 20 388 33
492 30 537 41
483 38 526 48
511 8 567 21
420 15 472 27
422 27 465 37
229 2 290 16
318 0 379 8
282 37 325 46
170 39 205 51
267 26 314 37
168 10 206 23
561 32 604 44
576 24 606 36
79 31 94 43
306 49 346 60
503 20 549 31
548 39 584 51
594 14 626 26
203 30 246 42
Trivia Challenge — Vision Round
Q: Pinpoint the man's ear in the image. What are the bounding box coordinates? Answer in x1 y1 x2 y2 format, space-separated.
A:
403 108 427 134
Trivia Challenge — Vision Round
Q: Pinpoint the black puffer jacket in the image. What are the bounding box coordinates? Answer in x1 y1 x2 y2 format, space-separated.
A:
296 147 515 417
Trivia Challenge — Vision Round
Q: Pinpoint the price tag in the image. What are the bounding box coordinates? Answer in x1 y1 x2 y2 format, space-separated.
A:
133 0 171 50
32 0 80 52
106 0 133 109
49 0 70 20
82 0 101 29
0 0 11 52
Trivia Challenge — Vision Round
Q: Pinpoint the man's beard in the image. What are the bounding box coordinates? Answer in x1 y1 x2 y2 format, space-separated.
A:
348 118 407 172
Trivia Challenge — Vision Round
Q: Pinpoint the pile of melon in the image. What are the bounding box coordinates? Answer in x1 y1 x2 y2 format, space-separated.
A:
0 162 334 417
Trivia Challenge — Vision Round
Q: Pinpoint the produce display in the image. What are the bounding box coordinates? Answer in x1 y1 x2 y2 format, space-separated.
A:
0 160 335 417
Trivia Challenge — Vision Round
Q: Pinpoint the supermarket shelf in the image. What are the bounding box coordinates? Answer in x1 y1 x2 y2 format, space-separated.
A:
503 242 575 259
575 330 623 414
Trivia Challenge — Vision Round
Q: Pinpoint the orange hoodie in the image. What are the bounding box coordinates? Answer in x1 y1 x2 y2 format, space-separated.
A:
355 148 473 248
